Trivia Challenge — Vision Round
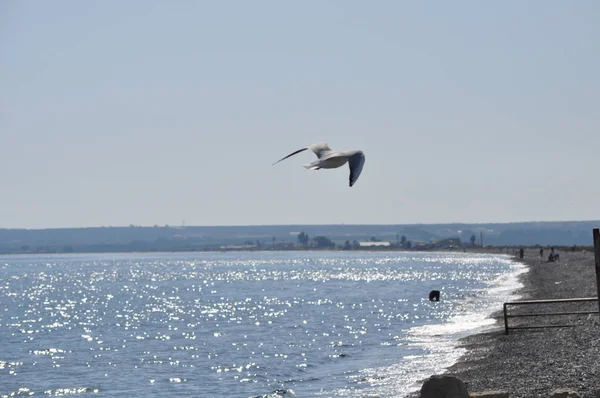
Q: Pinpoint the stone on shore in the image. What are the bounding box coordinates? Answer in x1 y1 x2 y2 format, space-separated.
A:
420 375 469 398
469 391 509 398
549 388 581 398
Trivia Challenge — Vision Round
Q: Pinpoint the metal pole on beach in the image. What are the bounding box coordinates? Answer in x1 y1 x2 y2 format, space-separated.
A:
593 228 600 317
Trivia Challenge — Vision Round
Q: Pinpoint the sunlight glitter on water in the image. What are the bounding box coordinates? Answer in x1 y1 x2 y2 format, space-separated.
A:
0 252 524 397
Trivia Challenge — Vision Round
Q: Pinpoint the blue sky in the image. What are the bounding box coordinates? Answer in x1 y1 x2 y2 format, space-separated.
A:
1 1 599 228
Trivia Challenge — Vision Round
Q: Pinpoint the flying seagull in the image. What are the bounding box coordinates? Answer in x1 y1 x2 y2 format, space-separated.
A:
272 143 366 187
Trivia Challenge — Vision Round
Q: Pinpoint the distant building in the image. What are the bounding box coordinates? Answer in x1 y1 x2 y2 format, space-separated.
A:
359 241 391 247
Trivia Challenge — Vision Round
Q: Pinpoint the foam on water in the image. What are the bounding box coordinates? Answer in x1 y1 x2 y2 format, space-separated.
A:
330 256 527 397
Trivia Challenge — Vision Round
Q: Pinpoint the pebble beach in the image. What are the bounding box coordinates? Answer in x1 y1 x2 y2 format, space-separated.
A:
429 249 600 397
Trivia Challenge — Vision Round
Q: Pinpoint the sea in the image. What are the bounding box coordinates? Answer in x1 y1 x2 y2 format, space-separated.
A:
0 251 526 398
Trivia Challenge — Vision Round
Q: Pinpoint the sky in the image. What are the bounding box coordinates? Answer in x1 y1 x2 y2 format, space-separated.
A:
1 1 599 229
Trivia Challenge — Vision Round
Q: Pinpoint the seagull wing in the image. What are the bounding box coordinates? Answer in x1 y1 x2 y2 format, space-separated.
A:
347 150 365 187
272 147 309 166
308 143 333 159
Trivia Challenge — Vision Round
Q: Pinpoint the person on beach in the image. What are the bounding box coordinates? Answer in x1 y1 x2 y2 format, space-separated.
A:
540 247 544 258
519 248 524 259
547 247 560 261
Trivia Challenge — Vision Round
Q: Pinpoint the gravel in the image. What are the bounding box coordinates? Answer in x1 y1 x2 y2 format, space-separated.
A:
438 249 600 398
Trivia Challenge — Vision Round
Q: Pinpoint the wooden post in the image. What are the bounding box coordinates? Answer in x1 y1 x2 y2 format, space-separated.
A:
594 228 600 317
503 303 509 335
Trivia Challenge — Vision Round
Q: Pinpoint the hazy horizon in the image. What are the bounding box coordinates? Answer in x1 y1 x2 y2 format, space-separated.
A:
2 218 600 231
2 1 599 229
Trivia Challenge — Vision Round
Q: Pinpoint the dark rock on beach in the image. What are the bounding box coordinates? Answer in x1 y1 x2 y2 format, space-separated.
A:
419 375 469 398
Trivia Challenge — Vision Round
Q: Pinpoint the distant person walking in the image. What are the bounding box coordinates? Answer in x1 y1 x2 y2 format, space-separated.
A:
540 248 544 258
519 248 524 259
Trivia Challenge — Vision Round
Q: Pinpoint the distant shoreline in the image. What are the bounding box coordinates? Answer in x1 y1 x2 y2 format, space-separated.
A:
1 220 597 255
0 245 590 257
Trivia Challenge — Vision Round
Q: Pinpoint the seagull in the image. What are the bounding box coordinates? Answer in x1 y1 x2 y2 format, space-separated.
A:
272 142 366 187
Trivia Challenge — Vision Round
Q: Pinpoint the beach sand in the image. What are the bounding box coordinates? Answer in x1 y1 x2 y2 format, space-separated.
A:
414 248 600 398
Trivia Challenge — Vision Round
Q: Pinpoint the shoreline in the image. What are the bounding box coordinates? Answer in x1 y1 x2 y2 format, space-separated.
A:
416 249 599 397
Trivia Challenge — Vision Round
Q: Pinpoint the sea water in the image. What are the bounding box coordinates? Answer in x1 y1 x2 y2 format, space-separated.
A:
0 251 525 397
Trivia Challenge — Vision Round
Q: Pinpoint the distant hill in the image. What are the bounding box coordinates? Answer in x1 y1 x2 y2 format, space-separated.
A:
0 220 598 254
